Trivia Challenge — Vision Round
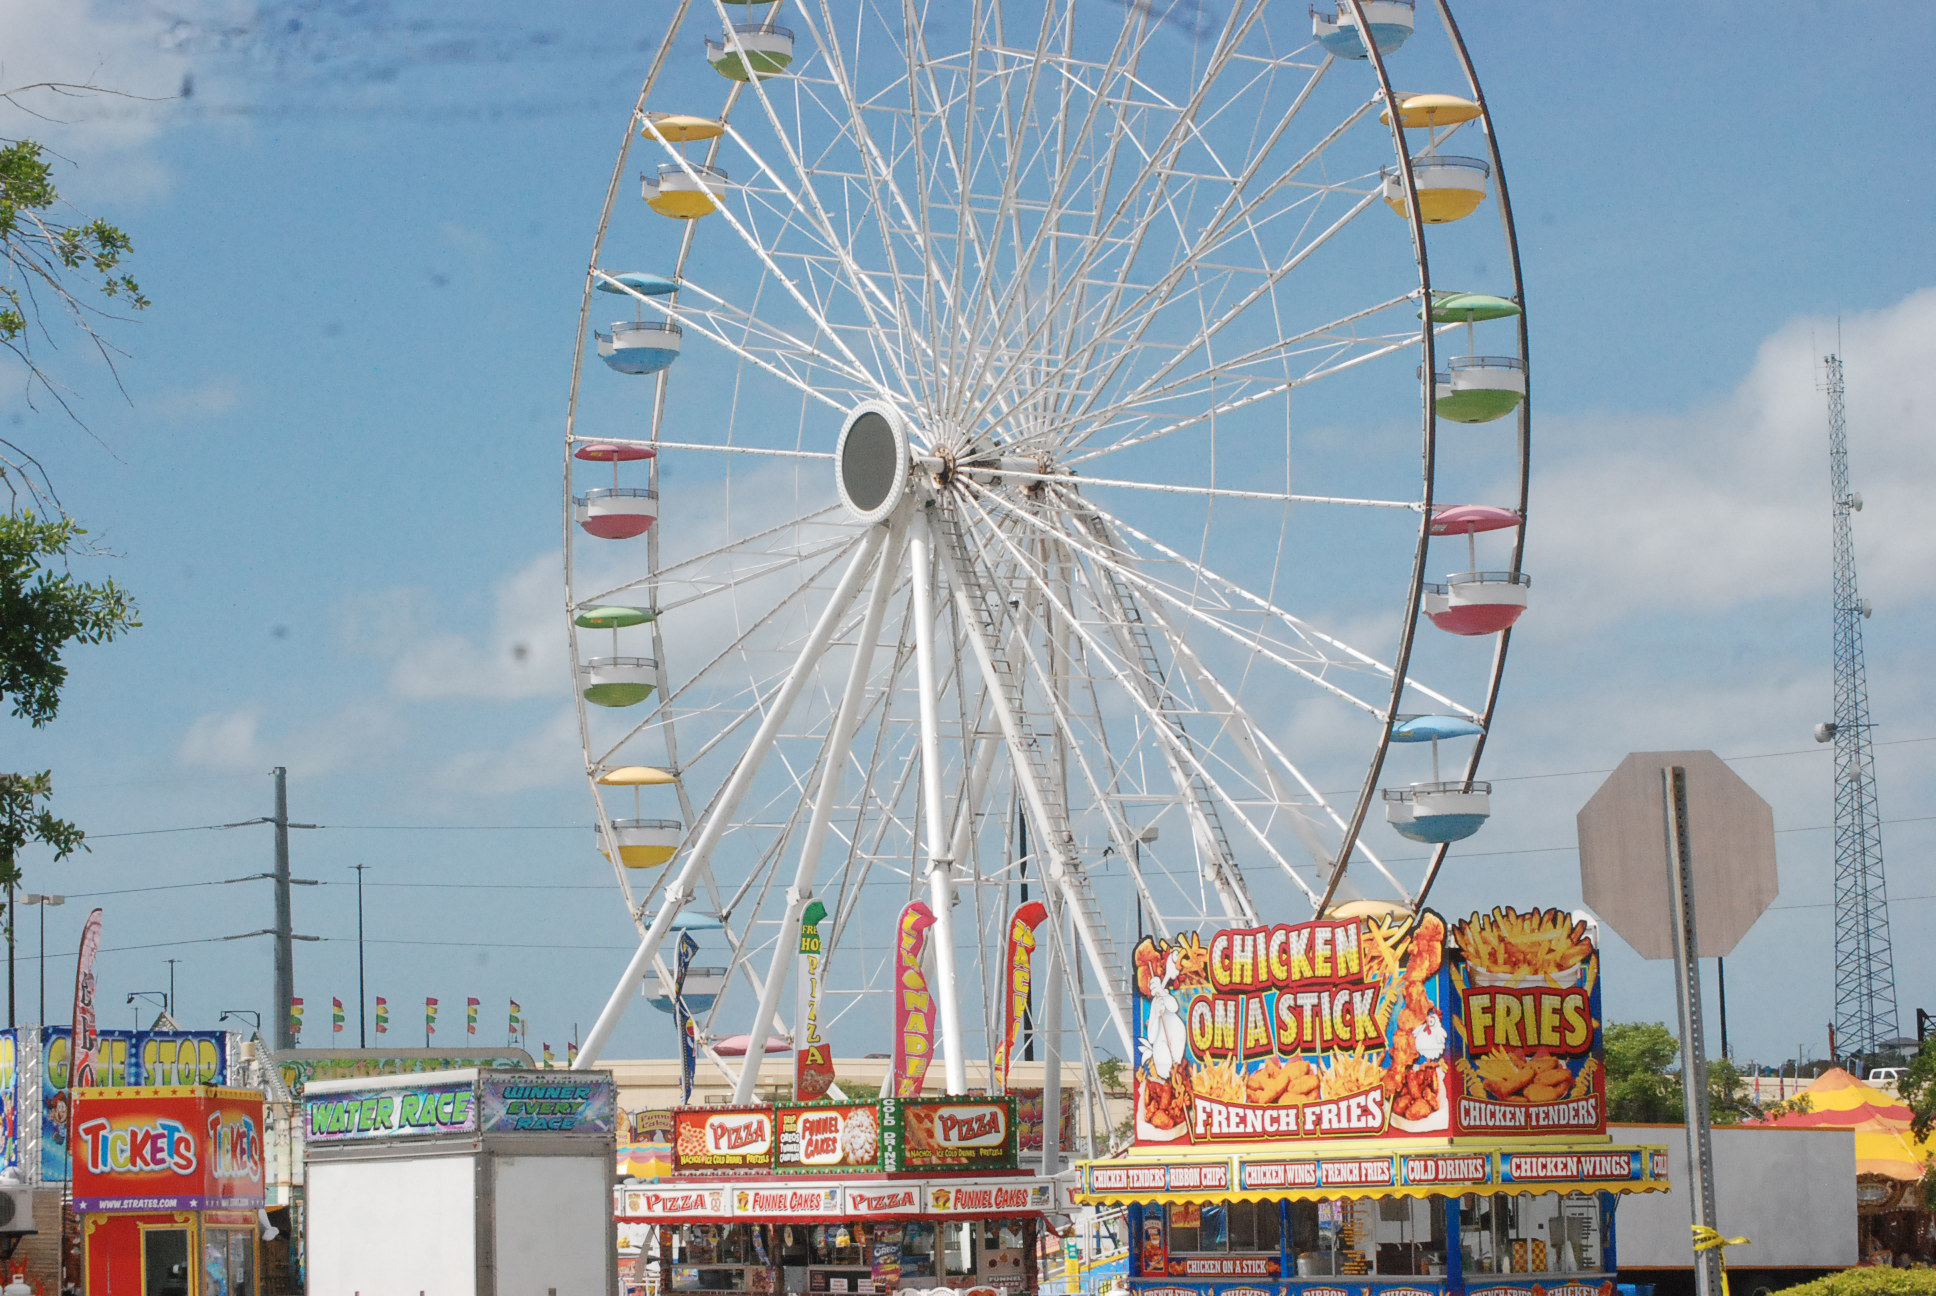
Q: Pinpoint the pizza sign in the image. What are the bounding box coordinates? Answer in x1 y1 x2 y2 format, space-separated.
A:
673 1107 775 1172
888 1097 1018 1170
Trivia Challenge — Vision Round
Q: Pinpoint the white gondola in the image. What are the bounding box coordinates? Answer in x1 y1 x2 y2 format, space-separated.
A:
705 23 795 81
1381 155 1490 224
580 655 659 708
1382 780 1492 843
600 818 684 868
575 487 659 539
641 162 731 218
1310 1 1415 59
1422 571 1530 636
597 321 683 375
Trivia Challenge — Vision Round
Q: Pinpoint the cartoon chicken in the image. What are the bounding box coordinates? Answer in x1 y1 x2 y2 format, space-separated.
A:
1139 945 1187 1081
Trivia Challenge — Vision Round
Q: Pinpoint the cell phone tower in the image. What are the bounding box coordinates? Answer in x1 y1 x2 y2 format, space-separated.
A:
1814 353 1898 1059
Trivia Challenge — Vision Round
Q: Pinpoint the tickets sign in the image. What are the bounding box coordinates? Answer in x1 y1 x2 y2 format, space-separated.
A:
1131 906 1608 1147
888 1096 1018 1170
775 1101 884 1172
674 1106 775 1172
71 1087 265 1211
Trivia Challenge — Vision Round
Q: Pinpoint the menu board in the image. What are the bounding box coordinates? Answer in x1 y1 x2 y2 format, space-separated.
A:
673 1106 775 1172
1129 906 1608 1147
1447 907 1605 1137
774 1101 883 1173
886 1096 1018 1171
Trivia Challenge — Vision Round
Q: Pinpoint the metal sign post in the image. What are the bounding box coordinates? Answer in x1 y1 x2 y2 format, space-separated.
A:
1661 766 1721 1296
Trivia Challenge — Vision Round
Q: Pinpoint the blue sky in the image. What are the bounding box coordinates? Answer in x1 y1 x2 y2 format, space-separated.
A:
6 0 1936 1069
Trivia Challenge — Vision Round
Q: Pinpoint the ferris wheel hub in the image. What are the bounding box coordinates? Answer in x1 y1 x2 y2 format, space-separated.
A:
835 401 913 524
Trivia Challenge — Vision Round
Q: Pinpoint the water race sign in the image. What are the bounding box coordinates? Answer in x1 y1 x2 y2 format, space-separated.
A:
1132 907 1604 1146
306 1081 478 1142
70 1087 265 1211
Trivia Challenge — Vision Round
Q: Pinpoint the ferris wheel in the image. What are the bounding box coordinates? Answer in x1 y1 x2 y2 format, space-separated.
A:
562 0 1532 1091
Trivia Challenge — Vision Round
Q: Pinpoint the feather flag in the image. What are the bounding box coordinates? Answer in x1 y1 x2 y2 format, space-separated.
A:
331 997 345 1034
891 901 938 1097
289 997 304 1043
466 997 480 1036
375 996 389 1035
994 902 1049 1090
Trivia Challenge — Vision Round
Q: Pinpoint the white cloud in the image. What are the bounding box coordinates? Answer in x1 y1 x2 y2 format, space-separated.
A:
177 704 262 771
177 700 402 777
0 0 199 194
1532 287 1936 630
432 707 583 797
352 552 565 702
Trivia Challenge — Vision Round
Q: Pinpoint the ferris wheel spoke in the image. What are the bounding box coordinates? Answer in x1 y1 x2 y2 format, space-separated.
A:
730 512 906 1101
952 10 1270 434
1055 485 1479 719
941 7 1153 423
971 482 1393 717
973 21 1346 435
1049 88 1376 410
586 536 863 772
1060 323 1427 471
957 485 1329 916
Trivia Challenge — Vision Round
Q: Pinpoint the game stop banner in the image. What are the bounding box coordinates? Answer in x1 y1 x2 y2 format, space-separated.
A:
1132 906 1604 1146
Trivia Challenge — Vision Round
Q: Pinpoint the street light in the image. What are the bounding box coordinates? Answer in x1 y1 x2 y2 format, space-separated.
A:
128 990 168 1031
19 894 64 1026
219 1009 262 1037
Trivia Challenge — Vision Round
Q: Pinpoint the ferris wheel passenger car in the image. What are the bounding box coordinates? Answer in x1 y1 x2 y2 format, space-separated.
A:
1311 1 1416 59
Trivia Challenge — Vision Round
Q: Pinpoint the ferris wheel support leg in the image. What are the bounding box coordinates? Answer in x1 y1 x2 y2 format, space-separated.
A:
730 515 908 1103
909 504 970 1097
1038 914 1063 1178
576 526 890 1069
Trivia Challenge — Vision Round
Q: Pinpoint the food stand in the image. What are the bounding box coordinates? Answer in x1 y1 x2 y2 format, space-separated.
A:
73 1085 267 1295
303 1067 620 1295
1074 906 1670 1296
621 1096 1057 1296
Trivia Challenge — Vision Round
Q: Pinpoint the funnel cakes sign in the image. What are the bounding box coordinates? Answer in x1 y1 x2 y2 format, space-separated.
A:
1132 907 1605 1146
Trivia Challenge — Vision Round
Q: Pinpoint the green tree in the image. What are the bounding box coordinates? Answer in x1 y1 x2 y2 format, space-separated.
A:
1897 1040 1936 1206
0 510 139 883
1 96 149 507
1603 1020 1758 1125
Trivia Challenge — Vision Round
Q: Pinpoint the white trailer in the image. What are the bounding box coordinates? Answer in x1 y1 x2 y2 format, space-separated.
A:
1611 1123 1857 1292
304 1067 619 1295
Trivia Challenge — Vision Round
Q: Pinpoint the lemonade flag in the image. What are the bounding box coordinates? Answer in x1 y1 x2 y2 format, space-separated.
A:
993 901 1048 1091
890 901 938 1098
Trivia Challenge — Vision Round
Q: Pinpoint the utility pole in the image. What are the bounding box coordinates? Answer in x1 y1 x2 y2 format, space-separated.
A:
273 767 296 1050
354 864 369 1048
1815 355 1898 1058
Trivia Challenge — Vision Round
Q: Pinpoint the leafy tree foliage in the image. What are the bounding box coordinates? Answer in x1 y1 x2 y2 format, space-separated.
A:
1 93 149 507
1604 1020 1759 1125
0 510 139 884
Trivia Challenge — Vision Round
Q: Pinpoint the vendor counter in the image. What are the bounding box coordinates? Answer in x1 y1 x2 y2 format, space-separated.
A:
621 1178 1052 1296
1078 1139 1667 1296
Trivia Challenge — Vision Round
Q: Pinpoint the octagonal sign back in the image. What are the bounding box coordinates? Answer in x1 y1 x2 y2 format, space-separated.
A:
1576 750 1778 959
